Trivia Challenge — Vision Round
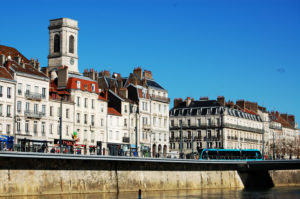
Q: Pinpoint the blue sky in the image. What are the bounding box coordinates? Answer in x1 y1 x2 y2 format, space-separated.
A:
1 0 300 125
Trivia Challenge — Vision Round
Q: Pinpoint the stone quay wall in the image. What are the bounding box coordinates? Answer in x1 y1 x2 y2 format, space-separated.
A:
0 153 299 196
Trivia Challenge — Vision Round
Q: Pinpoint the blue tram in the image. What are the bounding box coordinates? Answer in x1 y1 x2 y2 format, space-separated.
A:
199 149 263 160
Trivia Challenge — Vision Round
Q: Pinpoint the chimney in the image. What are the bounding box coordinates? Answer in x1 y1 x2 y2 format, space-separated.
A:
133 67 142 79
143 70 153 79
200 97 209 100
174 98 183 108
236 100 245 110
103 70 111 78
0 54 6 66
186 97 192 106
119 88 128 99
36 59 40 71
217 96 225 106
288 115 295 123
57 66 69 88
281 114 288 121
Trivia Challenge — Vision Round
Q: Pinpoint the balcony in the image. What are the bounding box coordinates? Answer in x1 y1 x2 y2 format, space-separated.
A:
25 91 42 101
24 111 43 119
150 94 170 103
143 124 151 130
123 137 130 143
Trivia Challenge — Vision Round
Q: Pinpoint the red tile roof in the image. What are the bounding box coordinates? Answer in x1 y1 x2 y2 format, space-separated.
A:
244 108 258 115
0 45 29 63
108 107 121 116
0 66 14 80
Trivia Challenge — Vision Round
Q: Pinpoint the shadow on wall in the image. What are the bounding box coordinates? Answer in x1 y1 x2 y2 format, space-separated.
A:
238 170 274 189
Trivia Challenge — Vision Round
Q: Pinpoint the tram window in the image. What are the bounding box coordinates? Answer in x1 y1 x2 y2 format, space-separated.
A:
208 151 218 159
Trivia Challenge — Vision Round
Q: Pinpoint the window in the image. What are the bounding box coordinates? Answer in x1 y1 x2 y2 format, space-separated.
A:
84 114 88 124
179 120 182 126
92 99 94 109
188 131 192 139
26 103 30 112
207 118 211 126
25 120 29 133
42 105 46 116
124 105 127 113
41 122 45 135
7 105 11 117
197 119 201 127
66 108 69 118
34 121 37 135
0 104 2 116
26 85 30 94
84 84 88 90
164 119 167 128
6 124 11 135
17 101 21 113
84 98 88 108
17 119 21 132
77 113 80 123
49 124 53 134
69 35 74 53
54 34 60 53
91 115 94 126
124 119 127 127
0 86 2 97
18 83 22 95
159 104 161 112
187 119 191 126
57 122 60 135
91 84 95 92
77 97 80 107
7 87 11 98
50 106 53 116
42 88 46 98
171 120 174 127
34 104 38 114
101 118 104 126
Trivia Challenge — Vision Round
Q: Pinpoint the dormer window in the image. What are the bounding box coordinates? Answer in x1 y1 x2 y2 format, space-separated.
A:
91 84 95 92
76 81 81 89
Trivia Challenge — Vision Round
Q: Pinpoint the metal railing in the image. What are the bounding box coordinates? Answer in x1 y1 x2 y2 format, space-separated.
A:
150 94 170 103
24 111 44 119
25 91 42 100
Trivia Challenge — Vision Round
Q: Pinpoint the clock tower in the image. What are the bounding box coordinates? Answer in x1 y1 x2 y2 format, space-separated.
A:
48 18 79 74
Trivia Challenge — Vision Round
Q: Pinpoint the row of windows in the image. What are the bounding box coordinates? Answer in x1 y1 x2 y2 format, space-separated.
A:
76 81 96 92
17 83 46 98
17 102 46 115
0 86 12 99
76 97 98 109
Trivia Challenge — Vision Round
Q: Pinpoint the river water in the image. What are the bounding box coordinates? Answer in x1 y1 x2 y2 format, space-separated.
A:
5 187 300 199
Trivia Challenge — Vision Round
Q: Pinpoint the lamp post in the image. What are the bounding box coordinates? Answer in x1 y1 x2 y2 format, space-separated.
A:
273 130 275 160
135 106 138 157
59 96 64 153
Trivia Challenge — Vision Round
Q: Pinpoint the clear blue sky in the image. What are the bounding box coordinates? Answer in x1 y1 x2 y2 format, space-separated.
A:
1 0 300 125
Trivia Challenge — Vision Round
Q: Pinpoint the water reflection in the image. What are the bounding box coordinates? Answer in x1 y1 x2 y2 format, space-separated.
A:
5 187 300 199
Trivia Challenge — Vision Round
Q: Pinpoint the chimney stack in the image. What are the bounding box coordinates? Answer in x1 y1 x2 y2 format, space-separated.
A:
236 100 245 110
174 98 183 108
133 67 143 79
5 60 12 71
57 66 69 88
143 70 153 79
217 96 225 106
186 97 192 106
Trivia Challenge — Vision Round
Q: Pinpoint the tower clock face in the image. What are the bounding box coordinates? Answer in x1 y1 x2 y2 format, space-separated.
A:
70 58 74 65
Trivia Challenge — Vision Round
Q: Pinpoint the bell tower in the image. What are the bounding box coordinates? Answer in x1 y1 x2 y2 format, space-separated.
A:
48 18 79 74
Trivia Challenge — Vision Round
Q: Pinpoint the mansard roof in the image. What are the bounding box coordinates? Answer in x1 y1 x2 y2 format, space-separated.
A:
146 79 165 90
108 107 121 116
66 74 98 93
0 45 29 63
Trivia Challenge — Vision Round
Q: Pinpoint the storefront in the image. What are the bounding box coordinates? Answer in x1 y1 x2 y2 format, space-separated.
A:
17 138 50 152
53 139 76 154
107 143 131 156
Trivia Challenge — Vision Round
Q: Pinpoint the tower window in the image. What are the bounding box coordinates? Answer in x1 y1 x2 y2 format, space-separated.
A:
69 35 74 54
54 34 60 53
